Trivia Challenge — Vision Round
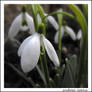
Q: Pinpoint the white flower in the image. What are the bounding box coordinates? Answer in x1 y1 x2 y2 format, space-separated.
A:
54 26 76 44
47 15 83 43
18 33 60 73
37 13 59 31
8 12 35 39
42 14 76 43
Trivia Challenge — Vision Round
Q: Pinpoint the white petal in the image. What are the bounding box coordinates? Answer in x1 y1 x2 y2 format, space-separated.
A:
54 26 64 44
42 36 60 67
46 16 59 31
37 14 42 24
20 25 29 31
77 29 82 40
18 35 33 56
25 13 35 34
8 13 22 39
65 26 76 40
20 33 40 73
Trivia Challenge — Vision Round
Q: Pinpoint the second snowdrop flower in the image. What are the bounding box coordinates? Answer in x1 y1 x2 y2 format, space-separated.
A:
44 15 76 43
18 33 60 73
54 26 76 44
8 11 35 40
46 15 82 43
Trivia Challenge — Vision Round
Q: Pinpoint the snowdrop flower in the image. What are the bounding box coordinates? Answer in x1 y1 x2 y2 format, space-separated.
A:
37 13 59 31
46 15 83 43
54 26 76 44
8 12 35 40
41 14 76 44
18 33 60 73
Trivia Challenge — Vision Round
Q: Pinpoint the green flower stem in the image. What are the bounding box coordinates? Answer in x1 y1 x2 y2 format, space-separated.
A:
36 65 47 86
38 23 45 36
37 5 51 87
37 5 46 36
37 5 45 23
44 11 76 22
40 55 45 75
30 4 48 87
22 5 26 13
42 52 50 87
68 4 88 87
21 5 28 26
30 5 38 32
40 44 51 87
41 31 51 87
57 9 63 64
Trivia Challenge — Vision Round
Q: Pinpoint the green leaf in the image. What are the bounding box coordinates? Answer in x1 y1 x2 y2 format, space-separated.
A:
37 5 45 20
57 9 63 29
37 5 46 36
82 4 88 22
68 55 77 79
57 9 63 63
44 11 76 21
36 65 47 85
62 57 77 88
68 4 88 87
62 65 75 88
68 4 87 38
30 4 38 32
57 9 63 51
54 65 65 87
22 5 26 13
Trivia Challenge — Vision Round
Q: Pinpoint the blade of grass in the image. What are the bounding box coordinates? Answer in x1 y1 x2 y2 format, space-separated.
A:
82 4 88 22
68 4 87 36
68 4 88 87
36 65 47 85
44 11 76 22
42 52 50 87
64 58 75 87
37 5 45 21
30 4 38 32
37 5 46 36
57 9 63 64
37 5 51 87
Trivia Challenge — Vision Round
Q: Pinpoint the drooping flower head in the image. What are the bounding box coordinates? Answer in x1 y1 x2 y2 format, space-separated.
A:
8 7 35 40
54 26 77 44
18 33 60 73
47 15 83 43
